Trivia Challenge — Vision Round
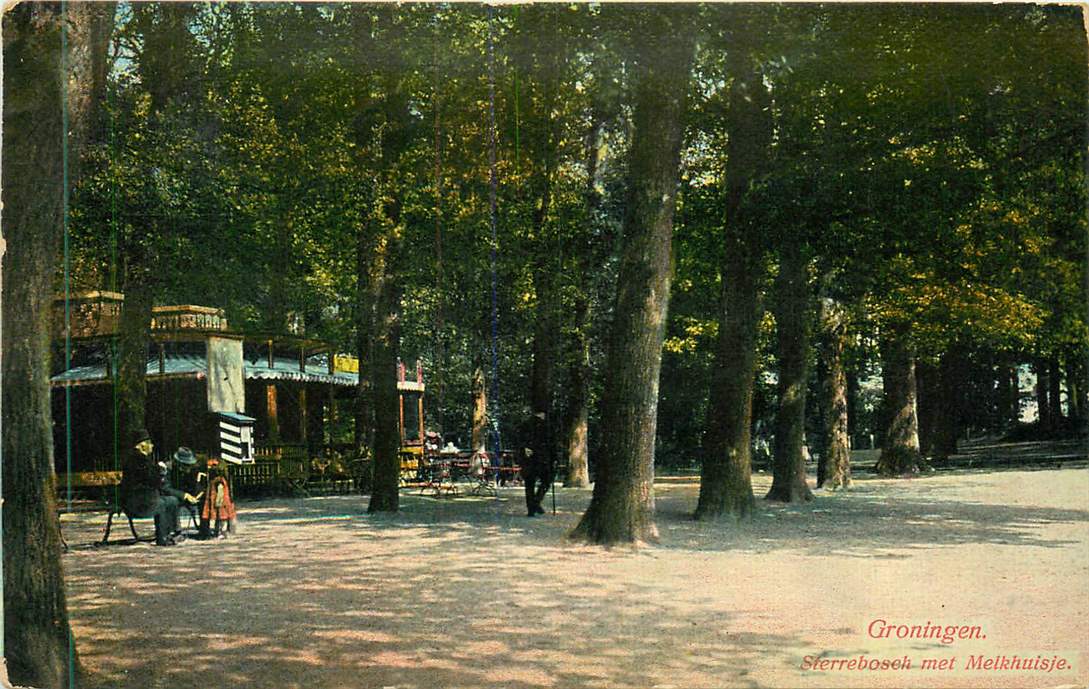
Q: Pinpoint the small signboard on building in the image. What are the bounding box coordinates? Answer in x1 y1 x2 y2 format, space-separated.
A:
207 336 245 413
217 412 256 464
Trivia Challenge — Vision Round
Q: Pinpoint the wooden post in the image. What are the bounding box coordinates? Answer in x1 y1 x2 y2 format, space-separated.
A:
299 385 308 448
398 392 405 447
267 384 280 442
417 394 424 444
267 339 274 369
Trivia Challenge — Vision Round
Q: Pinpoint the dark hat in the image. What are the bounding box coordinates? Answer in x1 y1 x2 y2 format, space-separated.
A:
130 428 151 447
173 446 197 465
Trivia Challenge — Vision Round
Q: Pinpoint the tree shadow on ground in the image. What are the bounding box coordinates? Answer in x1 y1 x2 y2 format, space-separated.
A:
60 465 1089 688
63 490 802 689
653 475 1089 557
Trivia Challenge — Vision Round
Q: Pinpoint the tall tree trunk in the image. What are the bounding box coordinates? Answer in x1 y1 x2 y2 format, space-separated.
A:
2 3 105 684
931 349 963 459
116 278 153 441
765 242 814 503
696 259 763 517
471 367 487 452
1034 359 1051 431
528 82 558 489
1066 353 1086 430
570 10 694 544
996 363 1016 430
353 230 378 457
1073 355 1089 434
116 3 195 448
915 359 938 458
368 234 401 513
1048 358 1063 422
817 299 851 490
563 292 591 488
847 367 860 445
562 104 606 489
876 328 923 475
695 35 772 520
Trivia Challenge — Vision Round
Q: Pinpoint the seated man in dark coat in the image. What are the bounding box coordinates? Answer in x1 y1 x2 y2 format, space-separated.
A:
118 428 180 546
517 411 554 517
162 446 202 532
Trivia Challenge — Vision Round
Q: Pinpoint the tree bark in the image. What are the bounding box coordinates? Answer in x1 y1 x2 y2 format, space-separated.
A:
570 11 694 544
996 363 1017 430
471 367 487 452
876 328 924 475
915 359 938 458
2 3 104 685
368 234 401 513
1048 358 1063 422
562 103 606 489
1034 359 1051 431
115 3 195 448
528 84 559 487
1066 353 1087 430
695 37 772 520
563 292 591 488
847 367 860 445
116 278 153 441
765 241 815 503
931 349 963 459
817 299 851 490
353 232 377 457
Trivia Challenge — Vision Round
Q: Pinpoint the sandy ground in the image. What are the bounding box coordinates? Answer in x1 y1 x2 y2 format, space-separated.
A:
59 458 1089 689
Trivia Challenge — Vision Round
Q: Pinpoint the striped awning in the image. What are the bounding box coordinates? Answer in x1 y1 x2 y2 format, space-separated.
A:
51 354 359 387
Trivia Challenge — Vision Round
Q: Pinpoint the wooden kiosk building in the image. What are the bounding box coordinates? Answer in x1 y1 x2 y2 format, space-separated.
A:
50 292 426 495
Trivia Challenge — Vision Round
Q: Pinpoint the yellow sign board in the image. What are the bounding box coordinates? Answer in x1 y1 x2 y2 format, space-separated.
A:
334 354 359 374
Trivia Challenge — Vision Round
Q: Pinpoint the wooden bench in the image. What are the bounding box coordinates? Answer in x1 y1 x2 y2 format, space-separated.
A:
55 470 122 508
55 471 196 546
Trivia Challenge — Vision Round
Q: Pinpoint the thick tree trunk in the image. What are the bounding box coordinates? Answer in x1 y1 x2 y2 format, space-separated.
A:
876 329 924 475
1034 359 1051 430
1075 356 1089 434
563 293 591 488
528 102 558 486
570 12 694 544
528 312 556 472
2 4 100 685
353 231 378 457
915 359 938 458
562 106 605 490
996 363 1017 430
471 367 487 452
1049 358 1063 422
766 242 814 503
817 299 851 490
847 368 860 444
931 349 963 459
116 278 153 441
1066 353 1087 430
368 235 401 513
696 260 762 517
694 39 771 520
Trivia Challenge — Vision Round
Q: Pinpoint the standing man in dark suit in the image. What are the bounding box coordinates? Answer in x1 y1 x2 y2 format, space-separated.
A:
517 411 554 516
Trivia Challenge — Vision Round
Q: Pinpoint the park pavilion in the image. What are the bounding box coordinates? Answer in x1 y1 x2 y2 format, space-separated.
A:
49 292 425 494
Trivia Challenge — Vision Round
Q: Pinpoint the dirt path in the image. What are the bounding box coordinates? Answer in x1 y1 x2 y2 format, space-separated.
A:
61 465 1089 688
